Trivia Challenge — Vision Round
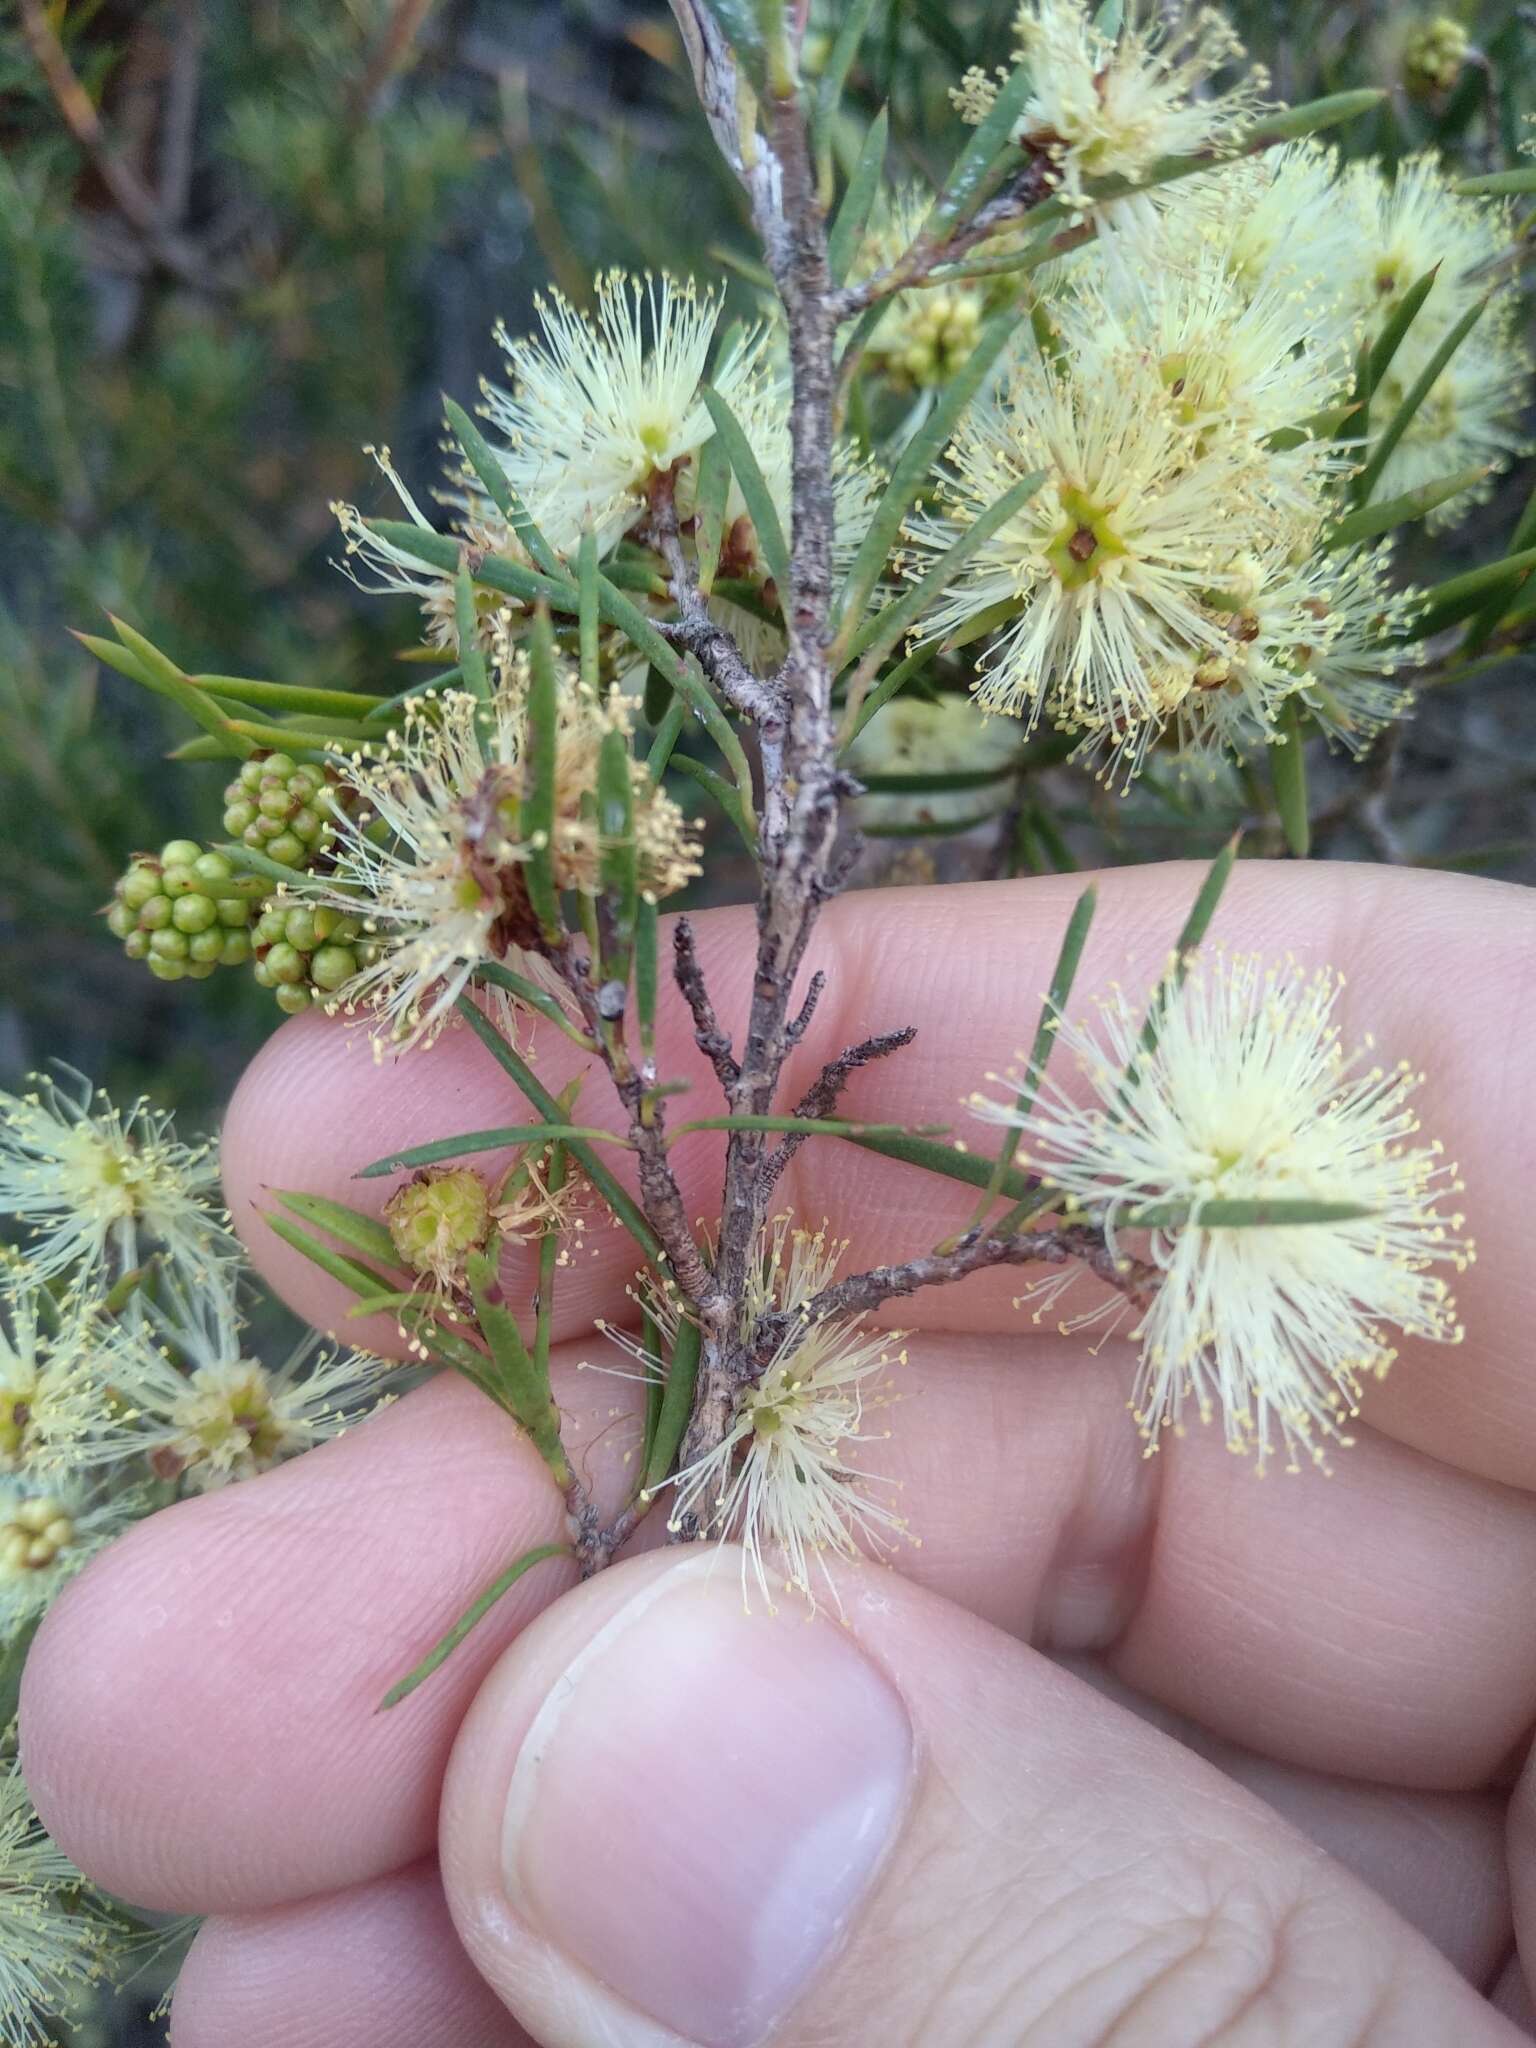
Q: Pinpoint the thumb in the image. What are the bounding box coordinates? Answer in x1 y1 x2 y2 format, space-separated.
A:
440 1549 1519 2048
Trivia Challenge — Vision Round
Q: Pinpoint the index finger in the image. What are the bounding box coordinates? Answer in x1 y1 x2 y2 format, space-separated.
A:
225 861 1536 1489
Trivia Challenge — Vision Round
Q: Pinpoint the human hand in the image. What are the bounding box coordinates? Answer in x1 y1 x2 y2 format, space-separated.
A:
18 863 1536 2048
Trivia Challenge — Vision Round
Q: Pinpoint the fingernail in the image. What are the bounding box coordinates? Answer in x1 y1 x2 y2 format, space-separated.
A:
502 1558 913 2047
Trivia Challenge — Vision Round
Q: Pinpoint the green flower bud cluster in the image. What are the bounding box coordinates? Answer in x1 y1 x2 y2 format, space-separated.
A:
1404 16 1469 95
106 842 263 982
222 753 339 869
250 897 377 1016
884 289 983 388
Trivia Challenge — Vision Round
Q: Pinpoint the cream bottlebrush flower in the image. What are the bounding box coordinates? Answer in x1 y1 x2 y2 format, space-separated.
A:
0 1069 232 1291
0 1473 137 1631
1169 142 1364 305
0 1765 112 2048
651 1221 909 1611
846 694 1024 828
1363 316 1533 530
955 0 1268 226
906 348 1293 753
482 273 768 555
1061 235 1355 445
0 1290 99 1476
308 660 700 1049
971 952 1470 1471
93 1276 389 1490
1340 152 1514 333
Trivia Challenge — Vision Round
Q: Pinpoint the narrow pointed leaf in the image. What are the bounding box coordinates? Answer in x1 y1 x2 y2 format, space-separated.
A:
838 1127 1038 1200
194 675 386 716
924 61 1036 241
635 898 659 1058
578 530 600 690
641 1316 702 1496
455 566 489 700
1355 266 1439 411
272 1192 399 1268
839 640 937 749
1326 464 1488 548
358 1124 629 1179
1410 545 1536 636
598 725 638 982
691 430 732 597
839 469 1046 712
1271 699 1312 857
464 1249 571 1480
453 996 662 1260
264 1215 397 1302
967 886 1095 1226
699 384 790 593
523 605 562 939
443 396 564 580
813 0 881 155
366 520 566 607
667 752 758 852
1454 167 1536 197
828 106 889 284
646 695 688 781
833 299 1022 645
472 961 596 1048
380 1544 570 1709
1353 296 1488 506
1120 1197 1375 1229
108 617 254 753
1462 476 1536 653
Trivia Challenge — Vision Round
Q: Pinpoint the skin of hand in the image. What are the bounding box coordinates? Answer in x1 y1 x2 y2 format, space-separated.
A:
16 861 1536 2048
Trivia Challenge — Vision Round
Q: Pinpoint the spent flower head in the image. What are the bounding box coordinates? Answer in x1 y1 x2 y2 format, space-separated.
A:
306 653 700 1049
0 1070 232 1292
972 951 1470 1472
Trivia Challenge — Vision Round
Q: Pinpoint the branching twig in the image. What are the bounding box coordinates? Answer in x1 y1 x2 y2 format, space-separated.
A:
760 1025 916 1197
831 156 1060 318
770 1222 1158 1347
672 916 739 1089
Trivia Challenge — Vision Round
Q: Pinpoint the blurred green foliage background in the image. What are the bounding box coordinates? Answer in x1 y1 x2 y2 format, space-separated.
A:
0 1 1532 2038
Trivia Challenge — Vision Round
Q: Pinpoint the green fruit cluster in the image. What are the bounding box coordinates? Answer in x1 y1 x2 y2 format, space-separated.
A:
250 899 377 1016
106 842 264 982
222 753 339 868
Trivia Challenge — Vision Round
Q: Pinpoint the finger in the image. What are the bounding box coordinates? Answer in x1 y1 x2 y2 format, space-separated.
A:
1490 1955 1536 2033
1505 1739 1536 2030
440 1548 1525 2048
224 863 1536 1489
23 1374 587 1912
1061 1655 1512 1988
170 1861 528 2048
27 1324 1536 1924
